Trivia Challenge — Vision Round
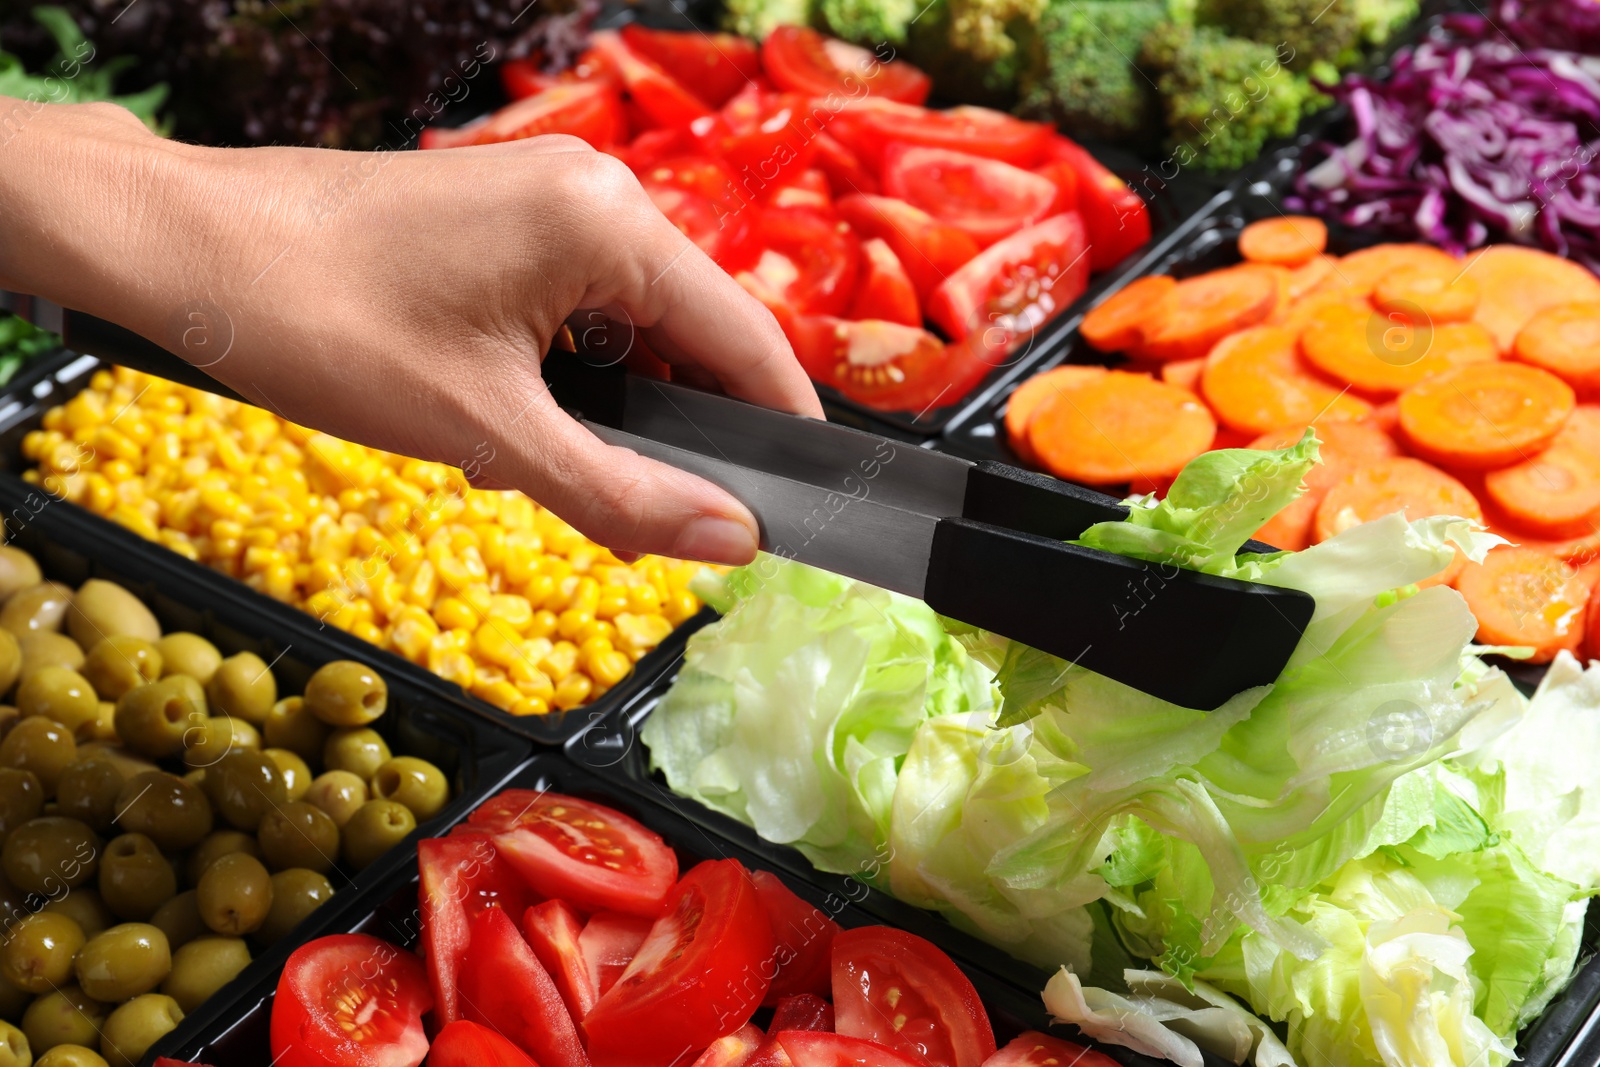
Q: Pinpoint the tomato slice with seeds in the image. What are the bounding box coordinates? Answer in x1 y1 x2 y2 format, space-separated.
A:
429 1020 542 1067
419 81 624 150
813 131 878 198
881 145 1059 248
524 899 598 1019
776 1031 930 1067
639 154 758 269
849 238 920 327
692 1024 766 1067
580 911 655 996
473 790 678 917
588 29 712 129
987 1032 1123 1067
270 935 432 1067
696 84 820 196
827 99 1051 171
926 213 1089 343
742 207 861 317
418 834 537 1027
835 194 979 301
621 24 761 108
831 927 995 1067
751 869 841 1004
461 907 590 1067
789 316 950 412
1040 136 1149 271
761 26 930 105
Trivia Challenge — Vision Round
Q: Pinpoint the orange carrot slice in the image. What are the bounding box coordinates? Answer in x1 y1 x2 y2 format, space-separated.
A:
1238 216 1327 267
1160 357 1206 394
1081 276 1176 353
1028 370 1216 486
1455 546 1590 661
1003 365 1108 466
1139 268 1279 362
1300 305 1498 396
1249 421 1400 551
1397 362 1575 469
1315 457 1483 585
1333 244 1460 298
1201 326 1371 435
1463 245 1600 351
1236 263 1293 322
1372 262 1480 324
1286 255 1338 302
1511 302 1600 395
1484 406 1600 539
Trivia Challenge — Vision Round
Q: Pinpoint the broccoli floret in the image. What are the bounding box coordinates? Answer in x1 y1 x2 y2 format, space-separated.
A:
901 0 1041 104
1352 0 1420 47
1196 0 1359 71
721 0 817 40
1017 0 1164 140
818 0 920 44
1141 22 1316 172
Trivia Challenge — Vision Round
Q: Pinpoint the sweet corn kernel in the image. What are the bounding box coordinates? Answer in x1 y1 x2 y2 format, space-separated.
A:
434 597 479 633
553 673 593 711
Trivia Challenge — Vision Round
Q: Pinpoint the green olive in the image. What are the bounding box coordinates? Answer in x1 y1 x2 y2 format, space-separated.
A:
0 634 20 699
1 818 100 897
0 770 42 845
113 772 212 852
36 1045 109 1067
17 634 84 678
302 771 366 829
255 868 333 947
322 728 390 781
181 768 204 789
97 835 176 923
1 583 73 637
100 993 181 1067
0 1020 27 1067
71 745 155 784
257 802 338 874
86 703 116 743
0 718 76 796
148 891 204 952
262 697 328 764
16 667 99 739
160 936 250 1013
80 638 162 704
112 676 205 760
202 752 284 833
0 912 85 993
0 870 29 925
262 749 310 802
0 708 17 742
152 633 221 687
23 985 107 1058
184 831 260 888
304 660 387 727
370 757 449 821
0 976 27 1028
74 923 170 1003
204 654 276 726
41 891 114 941
65 582 159 650
341 800 415 872
180 716 259 771
54 759 122 836
0 550 42 604
196 853 271 936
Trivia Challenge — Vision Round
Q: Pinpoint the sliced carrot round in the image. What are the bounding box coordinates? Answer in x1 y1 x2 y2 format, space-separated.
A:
1236 263 1292 322
1160 356 1206 394
1372 262 1480 324
1464 245 1600 351
1455 546 1590 662
1249 421 1401 552
1334 244 1460 298
1286 255 1339 303
1511 302 1600 394
1238 216 1327 268
1397 362 1575 469
1139 267 1279 362
1300 306 1499 396
1200 325 1372 435
1315 457 1483 585
1028 370 1216 486
1081 276 1176 353
1275 290 1366 337
1004 364 1108 466
1484 406 1600 538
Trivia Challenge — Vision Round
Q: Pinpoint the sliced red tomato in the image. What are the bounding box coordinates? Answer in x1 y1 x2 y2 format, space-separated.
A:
831 927 995 1067
692 1024 766 1067
695 84 819 196
420 81 624 150
740 207 859 317
270 935 432 1067
617 127 699 171
460 908 589 1067
776 1032 929 1067
639 154 757 269
472 790 678 918
525 900 599 1020
770 994 834 1033
418 834 537 1027
501 58 563 100
1040 137 1149 271
835 194 979 300
583 859 776 1067
772 168 833 211
881 144 1058 248
750 870 840 1004
761 27 930 105
827 99 1050 171
789 316 952 412
429 1020 542 1067
580 911 655 996
622 25 762 108
987 1032 1122 1067
588 30 712 129
812 131 878 198
849 238 919 326
1032 160 1080 217
926 213 1089 343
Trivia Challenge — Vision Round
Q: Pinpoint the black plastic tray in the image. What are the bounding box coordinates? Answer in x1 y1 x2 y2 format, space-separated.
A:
158 752 1177 1067
0 462 533 1066
0 349 717 748
584 668 1600 1067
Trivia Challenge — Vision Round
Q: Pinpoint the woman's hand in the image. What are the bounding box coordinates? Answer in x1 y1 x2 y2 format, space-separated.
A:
0 101 821 564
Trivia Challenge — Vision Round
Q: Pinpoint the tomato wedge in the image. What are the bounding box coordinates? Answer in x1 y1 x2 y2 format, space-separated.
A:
580 911 655 996
742 207 861 317
691 1024 765 1067
430 1020 542 1067
472 790 678 917
761 27 930 105
583 859 776 1067
987 1032 1122 1067
750 869 841 1004
882 145 1059 248
831 927 995 1067
926 213 1090 343
1033 159 1080 216
695 84 819 196
418 834 537 1027
270 935 432 1067
790 316 959 412
836 195 979 300
525 900 599 1020
1041 136 1149 271
813 131 878 197
827 99 1050 171
621 24 761 108
776 1032 929 1067
420 81 624 150
773 169 834 211
850 238 920 326
770 993 834 1032
639 154 756 269
588 30 712 129
460 908 590 1067
501 58 564 100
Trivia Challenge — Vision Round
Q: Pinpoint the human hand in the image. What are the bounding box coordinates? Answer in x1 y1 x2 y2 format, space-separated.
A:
0 101 821 564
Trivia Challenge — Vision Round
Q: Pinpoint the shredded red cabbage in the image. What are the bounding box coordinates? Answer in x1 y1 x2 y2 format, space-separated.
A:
1289 0 1600 272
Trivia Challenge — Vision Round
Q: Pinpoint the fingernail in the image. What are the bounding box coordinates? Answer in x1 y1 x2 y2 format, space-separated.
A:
673 516 758 565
